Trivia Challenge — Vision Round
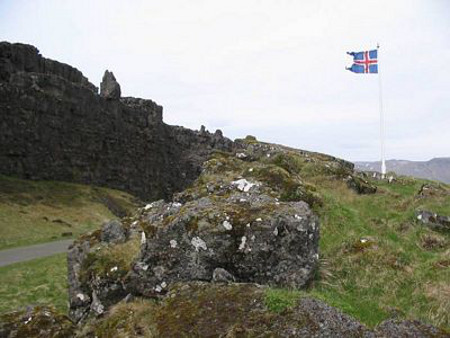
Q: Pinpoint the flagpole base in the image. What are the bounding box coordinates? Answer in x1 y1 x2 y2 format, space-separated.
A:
381 161 386 179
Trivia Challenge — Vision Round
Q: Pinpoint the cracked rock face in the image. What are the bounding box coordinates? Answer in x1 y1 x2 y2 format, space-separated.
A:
99 70 121 99
126 193 319 298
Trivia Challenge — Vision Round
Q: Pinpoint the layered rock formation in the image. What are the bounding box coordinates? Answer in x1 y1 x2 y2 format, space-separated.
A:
0 42 232 201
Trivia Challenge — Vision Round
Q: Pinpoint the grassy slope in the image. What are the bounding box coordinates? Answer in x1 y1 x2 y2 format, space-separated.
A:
0 253 67 314
306 176 450 328
0 175 140 250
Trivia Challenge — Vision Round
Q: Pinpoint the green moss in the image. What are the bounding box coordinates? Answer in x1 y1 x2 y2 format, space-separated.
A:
0 306 74 337
79 299 158 337
80 238 140 283
264 288 302 313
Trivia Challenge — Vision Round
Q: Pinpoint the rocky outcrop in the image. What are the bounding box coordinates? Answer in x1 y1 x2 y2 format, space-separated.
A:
416 210 450 233
99 70 121 99
0 41 233 201
346 175 377 194
67 142 326 322
0 42 97 93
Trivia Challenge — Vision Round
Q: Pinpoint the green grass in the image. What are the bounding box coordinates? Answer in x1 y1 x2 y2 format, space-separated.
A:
0 175 140 250
264 288 303 313
268 175 450 329
0 254 68 314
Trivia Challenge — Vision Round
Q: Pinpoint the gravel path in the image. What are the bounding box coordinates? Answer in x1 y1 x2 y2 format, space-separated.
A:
0 240 73 267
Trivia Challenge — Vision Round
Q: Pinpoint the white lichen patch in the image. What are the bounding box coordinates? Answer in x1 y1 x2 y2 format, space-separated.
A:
232 178 259 192
273 227 279 236
144 203 154 210
223 220 233 230
236 152 247 159
170 239 178 248
191 236 207 251
76 293 87 302
239 236 247 251
255 217 262 222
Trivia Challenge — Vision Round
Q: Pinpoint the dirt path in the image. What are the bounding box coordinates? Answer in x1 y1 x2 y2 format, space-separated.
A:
0 240 73 267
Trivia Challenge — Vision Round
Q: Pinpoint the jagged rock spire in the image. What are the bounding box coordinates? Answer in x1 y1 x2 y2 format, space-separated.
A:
100 70 121 99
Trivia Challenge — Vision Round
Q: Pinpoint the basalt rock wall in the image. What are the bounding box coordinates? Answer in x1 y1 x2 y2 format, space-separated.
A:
0 42 232 200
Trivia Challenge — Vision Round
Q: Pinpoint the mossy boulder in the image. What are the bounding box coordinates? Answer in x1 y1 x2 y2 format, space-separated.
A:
0 306 74 338
127 191 319 298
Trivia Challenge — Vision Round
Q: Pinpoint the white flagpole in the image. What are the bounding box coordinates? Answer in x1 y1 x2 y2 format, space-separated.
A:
377 43 386 178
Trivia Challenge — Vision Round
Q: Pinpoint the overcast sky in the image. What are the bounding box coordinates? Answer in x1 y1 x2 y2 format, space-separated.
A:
1 0 449 161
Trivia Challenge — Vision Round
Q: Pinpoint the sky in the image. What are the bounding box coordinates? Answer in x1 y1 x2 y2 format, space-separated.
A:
1 0 449 161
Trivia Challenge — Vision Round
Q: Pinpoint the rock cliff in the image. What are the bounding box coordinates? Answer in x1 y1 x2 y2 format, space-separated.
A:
0 42 232 201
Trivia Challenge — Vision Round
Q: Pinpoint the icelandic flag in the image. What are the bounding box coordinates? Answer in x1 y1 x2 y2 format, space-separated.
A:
346 49 378 74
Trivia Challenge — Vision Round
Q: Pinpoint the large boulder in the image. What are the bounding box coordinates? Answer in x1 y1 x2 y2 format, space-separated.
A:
127 193 319 297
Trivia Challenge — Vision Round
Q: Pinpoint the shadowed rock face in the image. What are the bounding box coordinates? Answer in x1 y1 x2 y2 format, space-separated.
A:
0 41 233 201
100 70 121 99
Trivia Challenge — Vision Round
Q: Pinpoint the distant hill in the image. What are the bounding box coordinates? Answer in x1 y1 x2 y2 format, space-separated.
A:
354 157 450 183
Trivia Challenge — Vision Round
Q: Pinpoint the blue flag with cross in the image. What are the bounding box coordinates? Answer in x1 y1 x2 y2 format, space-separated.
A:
346 49 378 74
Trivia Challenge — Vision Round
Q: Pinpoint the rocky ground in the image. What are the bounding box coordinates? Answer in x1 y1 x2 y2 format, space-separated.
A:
2 137 449 337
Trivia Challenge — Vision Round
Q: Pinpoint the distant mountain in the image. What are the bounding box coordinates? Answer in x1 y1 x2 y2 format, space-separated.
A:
354 158 450 183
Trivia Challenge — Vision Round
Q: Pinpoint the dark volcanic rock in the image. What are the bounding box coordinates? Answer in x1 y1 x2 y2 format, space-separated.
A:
127 196 319 298
100 220 125 243
99 70 121 99
0 41 233 201
416 210 450 233
374 319 450 337
212 267 235 283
